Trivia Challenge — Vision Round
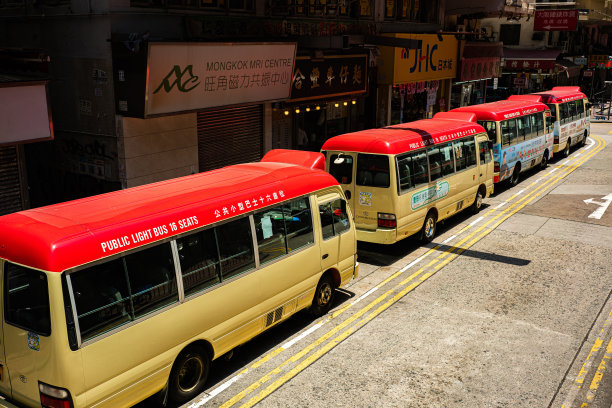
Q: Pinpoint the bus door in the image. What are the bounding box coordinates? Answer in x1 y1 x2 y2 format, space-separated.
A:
316 193 355 277
1 263 54 406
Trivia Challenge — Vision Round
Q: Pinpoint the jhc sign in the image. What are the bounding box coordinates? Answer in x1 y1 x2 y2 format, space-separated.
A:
378 34 458 85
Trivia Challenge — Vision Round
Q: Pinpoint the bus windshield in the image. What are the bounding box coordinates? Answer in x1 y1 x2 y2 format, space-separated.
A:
356 154 390 188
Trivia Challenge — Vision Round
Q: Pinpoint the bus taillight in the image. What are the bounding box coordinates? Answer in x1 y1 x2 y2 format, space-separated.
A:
554 135 559 143
378 213 396 228
494 162 500 173
39 382 72 408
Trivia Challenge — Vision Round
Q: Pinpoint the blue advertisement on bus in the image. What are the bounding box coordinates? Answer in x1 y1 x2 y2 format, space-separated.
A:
492 133 553 182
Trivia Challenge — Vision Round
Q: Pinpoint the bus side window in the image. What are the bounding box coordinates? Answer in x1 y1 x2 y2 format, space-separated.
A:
536 113 545 136
577 99 585 118
568 101 577 121
427 146 442 182
319 198 350 240
283 197 314 252
124 242 178 319
254 205 289 265
454 140 466 172
176 228 221 297
559 103 569 124
215 217 255 281
517 116 530 142
357 154 390 188
463 138 477 168
5 263 51 336
479 139 492 164
529 114 537 138
500 119 516 147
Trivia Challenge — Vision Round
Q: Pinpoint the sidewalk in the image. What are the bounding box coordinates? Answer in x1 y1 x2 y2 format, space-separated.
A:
591 103 612 123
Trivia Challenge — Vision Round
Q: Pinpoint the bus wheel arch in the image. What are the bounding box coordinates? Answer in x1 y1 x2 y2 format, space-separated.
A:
420 209 438 243
310 271 338 316
167 341 212 403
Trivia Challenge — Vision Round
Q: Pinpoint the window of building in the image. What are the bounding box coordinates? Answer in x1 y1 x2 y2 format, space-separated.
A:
500 24 521 46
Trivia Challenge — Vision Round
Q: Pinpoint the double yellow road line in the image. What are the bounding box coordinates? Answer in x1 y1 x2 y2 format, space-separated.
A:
196 135 606 408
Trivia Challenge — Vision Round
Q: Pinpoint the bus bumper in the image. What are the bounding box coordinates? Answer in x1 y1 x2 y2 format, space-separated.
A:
0 396 20 408
356 227 397 244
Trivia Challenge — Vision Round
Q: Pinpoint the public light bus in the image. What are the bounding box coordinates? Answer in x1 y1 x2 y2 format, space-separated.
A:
0 150 358 408
451 98 554 185
321 112 494 245
519 86 590 157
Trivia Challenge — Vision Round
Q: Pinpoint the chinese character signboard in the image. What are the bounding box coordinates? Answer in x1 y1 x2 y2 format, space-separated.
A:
144 43 296 116
289 55 367 102
378 34 458 85
459 57 500 81
501 59 556 71
534 9 578 31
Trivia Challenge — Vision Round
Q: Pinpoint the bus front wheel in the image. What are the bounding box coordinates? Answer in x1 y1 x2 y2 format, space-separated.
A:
420 212 437 243
168 345 210 404
540 152 548 170
310 274 335 316
470 189 484 214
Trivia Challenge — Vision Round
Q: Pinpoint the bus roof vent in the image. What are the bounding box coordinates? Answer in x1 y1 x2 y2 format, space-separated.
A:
260 149 326 171
507 94 543 103
551 86 581 92
432 112 477 122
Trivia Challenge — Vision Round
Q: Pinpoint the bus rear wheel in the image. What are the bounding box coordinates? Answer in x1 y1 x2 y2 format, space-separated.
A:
540 152 548 170
509 164 521 187
470 189 484 214
169 345 210 404
310 274 335 316
582 131 588 147
563 140 571 157
420 211 437 243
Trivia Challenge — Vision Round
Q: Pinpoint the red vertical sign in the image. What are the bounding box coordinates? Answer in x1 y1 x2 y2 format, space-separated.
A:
534 9 578 31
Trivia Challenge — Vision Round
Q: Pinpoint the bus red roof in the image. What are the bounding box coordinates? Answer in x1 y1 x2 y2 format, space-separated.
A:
0 162 338 272
261 149 326 171
529 86 587 103
321 118 485 155
450 99 549 121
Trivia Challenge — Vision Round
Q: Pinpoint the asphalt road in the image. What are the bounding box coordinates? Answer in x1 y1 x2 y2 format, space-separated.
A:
163 123 612 408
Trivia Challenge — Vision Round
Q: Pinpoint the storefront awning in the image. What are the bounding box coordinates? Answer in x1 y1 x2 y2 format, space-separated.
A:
458 42 503 81
502 48 562 71
556 59 581 78
0 79 53 145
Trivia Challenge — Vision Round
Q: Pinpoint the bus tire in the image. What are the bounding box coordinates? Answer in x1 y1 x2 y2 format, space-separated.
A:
420 211 437 243
310 274 335 316
470 188 484 214
168 345 210 404
509 164 521 187
563 139 571 157
540 151 548 170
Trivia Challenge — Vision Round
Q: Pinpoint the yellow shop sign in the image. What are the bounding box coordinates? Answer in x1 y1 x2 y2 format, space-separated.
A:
378 34 458 85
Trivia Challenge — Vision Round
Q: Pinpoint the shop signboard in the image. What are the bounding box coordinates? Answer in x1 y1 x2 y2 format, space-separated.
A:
574 57 588 66
0 81 53 144
501 59 556 71
459 57 500 81
289 54 368 102
114 42 296 117
377 34 458 85
533 9 578 31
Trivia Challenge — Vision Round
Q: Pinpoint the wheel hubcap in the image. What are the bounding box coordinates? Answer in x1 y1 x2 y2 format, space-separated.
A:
178 356 204 393
425 218 435 238
319 283 332 305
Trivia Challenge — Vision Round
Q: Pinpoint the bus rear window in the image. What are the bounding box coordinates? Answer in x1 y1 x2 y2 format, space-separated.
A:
478 121 497 142
5 263 51 336
356 154 390 188
329 154 353 184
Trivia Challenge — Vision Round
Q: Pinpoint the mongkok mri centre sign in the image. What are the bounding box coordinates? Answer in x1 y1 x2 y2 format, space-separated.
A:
115 42 297 117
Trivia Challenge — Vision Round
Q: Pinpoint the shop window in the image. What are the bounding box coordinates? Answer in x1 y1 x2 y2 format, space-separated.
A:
500 24 521 46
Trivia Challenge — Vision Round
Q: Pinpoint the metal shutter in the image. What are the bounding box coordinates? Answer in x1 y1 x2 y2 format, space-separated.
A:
197 105 263 173
0 146 24 216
